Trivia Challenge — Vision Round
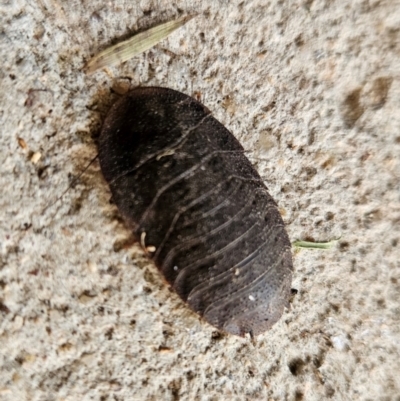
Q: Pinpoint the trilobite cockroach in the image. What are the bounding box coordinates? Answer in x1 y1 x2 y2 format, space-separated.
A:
98 87 293 337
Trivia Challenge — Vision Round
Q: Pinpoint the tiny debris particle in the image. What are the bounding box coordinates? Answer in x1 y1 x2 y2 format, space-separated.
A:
30 152 41 164
158 346 172 353
173 266 178 271
141 232 156 253
249 295 255 301
17 137 27 149
234 268 240 276
332 335 350 351
140 232 146 248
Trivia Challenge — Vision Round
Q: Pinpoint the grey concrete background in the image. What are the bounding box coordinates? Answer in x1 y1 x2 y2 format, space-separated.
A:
1 0 399 400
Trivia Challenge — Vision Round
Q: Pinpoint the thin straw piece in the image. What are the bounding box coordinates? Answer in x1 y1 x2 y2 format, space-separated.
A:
293 238 340 249
86 15 194 74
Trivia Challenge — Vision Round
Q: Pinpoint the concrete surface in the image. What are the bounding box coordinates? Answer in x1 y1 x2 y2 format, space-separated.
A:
1 0 399 400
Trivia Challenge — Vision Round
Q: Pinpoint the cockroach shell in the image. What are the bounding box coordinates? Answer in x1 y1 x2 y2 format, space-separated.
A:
98 87 293 337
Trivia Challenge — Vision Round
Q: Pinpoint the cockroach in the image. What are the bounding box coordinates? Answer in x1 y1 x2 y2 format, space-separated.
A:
98 87 293 337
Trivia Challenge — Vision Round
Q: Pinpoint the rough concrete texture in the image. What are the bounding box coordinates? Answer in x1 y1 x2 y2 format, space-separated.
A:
1 0 399 400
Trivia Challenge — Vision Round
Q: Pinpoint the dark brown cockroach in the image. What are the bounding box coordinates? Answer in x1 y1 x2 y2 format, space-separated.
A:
98 87 293 337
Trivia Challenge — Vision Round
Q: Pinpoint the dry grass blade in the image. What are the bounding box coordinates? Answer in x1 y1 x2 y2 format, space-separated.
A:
293 238 340 249
86 15 194 74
